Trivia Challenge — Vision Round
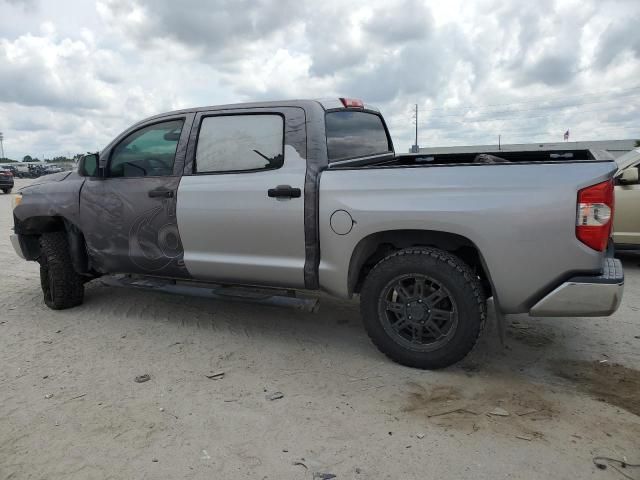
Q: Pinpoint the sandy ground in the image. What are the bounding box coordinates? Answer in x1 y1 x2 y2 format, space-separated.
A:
1 178 639 480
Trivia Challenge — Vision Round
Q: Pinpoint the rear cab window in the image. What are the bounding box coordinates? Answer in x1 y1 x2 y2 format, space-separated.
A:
325 111 392 162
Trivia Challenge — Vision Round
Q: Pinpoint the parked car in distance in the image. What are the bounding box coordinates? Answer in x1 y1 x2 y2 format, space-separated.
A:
10 98 625 369
613 148 640 249
44 164 64 174
3 164 29 178
0 168 14 193
1 165 18 176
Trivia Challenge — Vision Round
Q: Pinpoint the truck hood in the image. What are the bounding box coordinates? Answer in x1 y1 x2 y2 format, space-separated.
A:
18 171 75 192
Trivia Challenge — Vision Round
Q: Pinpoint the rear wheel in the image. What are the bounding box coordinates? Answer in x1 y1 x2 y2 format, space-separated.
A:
39 232 84 309
2 188 11 194
360 247 486 369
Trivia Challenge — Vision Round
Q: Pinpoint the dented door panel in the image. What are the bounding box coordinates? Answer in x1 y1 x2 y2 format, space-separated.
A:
78 114 195 277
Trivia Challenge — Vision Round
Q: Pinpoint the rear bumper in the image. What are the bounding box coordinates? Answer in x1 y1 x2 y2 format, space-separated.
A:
529 257 624 317
10 234 25 259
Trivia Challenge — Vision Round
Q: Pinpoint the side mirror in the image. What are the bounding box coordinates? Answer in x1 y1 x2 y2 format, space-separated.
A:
78 153 99 177
618 166 639 185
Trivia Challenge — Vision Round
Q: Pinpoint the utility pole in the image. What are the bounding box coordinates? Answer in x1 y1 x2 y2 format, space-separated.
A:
0 132 4 160
498 134 501 151
411 104 419 153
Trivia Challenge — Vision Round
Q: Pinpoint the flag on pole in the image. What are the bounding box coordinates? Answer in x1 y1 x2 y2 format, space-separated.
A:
563 130 570 141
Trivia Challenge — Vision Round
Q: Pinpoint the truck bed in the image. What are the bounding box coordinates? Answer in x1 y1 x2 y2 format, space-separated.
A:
318 157 618 313
329 149 614 169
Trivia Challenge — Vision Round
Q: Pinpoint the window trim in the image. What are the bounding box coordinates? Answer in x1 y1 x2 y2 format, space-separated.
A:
106 117 187 179
324 109 394 164
193 112 286 176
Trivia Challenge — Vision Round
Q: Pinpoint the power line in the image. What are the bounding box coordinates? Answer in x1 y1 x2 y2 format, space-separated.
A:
420 122 639 136
496 126 639 139
417 125 639 144
419 103 640 126
420 121 640 138
421 84 640 113
430 93 640 119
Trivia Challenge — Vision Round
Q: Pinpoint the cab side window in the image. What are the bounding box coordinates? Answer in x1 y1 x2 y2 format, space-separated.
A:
195 114 284 173
109 119 184 178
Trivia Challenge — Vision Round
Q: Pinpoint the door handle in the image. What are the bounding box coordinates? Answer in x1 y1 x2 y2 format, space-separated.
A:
268 185 301 199
148 188 174 198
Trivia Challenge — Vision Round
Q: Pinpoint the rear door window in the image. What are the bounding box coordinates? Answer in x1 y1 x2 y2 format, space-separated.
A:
325 111 392 162
195 114 284 173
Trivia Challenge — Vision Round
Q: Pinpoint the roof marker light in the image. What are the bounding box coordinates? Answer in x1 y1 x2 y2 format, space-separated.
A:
339 98 364 108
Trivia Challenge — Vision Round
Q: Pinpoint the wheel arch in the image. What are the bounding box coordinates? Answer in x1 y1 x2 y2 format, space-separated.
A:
14 214 90 274
347 229 495 299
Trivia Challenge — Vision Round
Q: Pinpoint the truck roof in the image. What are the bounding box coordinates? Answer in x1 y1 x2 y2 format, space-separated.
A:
134 98 379 127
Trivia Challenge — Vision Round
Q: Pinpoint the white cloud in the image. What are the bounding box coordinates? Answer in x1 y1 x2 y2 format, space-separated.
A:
0 0 638 159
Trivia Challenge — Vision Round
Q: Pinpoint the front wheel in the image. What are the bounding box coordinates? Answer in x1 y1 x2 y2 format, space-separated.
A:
360 248 486 369
39 232 85 309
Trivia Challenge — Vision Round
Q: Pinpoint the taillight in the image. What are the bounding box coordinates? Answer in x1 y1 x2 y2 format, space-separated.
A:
576 179 614 251
339 97 364 108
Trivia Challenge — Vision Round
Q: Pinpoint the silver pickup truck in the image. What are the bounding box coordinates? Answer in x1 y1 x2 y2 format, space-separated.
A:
10 98 624 369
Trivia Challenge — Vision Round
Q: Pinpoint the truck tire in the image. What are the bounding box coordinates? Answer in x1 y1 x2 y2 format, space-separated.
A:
39 232 84 309
2 188 11 194
360 247 486 369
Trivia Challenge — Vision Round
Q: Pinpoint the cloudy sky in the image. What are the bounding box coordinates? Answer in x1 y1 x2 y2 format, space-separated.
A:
0 0 639 160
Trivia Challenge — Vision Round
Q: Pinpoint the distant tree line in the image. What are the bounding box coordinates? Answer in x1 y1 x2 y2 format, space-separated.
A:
0 154 84 164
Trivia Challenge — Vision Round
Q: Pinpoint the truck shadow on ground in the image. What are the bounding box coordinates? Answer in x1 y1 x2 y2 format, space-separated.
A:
43 255 636 424
78 281 569 375
12 272 640 442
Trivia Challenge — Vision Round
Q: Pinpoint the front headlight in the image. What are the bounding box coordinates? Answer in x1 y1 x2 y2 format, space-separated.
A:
12 193 22 209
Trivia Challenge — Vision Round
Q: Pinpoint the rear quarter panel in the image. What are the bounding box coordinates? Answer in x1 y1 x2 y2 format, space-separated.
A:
319 161 617 313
